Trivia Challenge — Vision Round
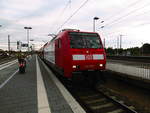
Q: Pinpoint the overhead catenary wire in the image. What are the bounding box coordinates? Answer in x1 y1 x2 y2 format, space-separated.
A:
103 2 150 28
129 9 150 27
55 0 89 33
100 8 150 35
50 0 71 33
104 0 143 22
99 1 150 47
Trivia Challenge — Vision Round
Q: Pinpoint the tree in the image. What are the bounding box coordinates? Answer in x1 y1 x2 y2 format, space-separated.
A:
141 43 150 55
0 49 4 52
106 47 114 55
127 47 140 56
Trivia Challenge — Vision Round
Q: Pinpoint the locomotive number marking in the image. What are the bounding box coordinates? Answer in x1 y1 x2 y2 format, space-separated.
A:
85 55 93 60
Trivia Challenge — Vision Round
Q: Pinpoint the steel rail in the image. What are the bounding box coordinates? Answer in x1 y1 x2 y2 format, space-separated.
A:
96 89 138 113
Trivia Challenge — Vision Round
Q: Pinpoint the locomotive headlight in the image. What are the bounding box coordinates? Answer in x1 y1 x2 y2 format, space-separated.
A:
72 65 77 68
99 64 103 67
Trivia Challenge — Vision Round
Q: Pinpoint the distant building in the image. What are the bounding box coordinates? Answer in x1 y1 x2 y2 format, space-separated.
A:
126 51 131 56
0 49 4 52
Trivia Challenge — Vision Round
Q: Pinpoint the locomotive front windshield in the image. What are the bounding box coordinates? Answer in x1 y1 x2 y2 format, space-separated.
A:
69 32 103 49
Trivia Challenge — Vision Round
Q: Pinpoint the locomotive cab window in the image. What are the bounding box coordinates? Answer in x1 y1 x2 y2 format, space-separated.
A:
69 34 85 48
69 32 102 49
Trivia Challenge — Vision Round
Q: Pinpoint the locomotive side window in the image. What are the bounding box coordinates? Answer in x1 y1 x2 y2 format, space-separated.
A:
56 39 61 48
58 39 61 48
69 32 102 49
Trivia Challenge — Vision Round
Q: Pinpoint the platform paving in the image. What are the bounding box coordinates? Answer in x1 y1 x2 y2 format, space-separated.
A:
0 56 38 113
0 61 18 85
0 55 85 113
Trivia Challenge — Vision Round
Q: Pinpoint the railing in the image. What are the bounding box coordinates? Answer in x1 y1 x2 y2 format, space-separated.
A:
107 56 150 63
106 61 150 80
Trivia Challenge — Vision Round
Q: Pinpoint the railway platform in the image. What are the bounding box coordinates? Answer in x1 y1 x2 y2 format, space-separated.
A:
0 55 85 113
107 59 150 80
106 59 150 90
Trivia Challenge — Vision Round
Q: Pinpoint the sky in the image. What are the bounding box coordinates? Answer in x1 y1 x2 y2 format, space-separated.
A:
0 0 150 51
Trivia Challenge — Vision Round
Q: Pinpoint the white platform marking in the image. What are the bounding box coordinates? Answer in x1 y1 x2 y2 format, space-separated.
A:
36 56 51 113
0 69 18 89
39 57 86 113
0 60 18 70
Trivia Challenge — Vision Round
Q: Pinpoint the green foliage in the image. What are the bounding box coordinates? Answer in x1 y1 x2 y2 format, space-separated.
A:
106 43 150 56
141 43 150 55
126 47 140 56
106 47 114 55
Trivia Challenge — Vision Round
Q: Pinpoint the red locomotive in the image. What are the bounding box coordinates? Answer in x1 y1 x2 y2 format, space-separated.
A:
40 29 106 83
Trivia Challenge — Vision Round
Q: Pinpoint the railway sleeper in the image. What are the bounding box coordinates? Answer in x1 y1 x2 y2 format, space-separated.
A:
85 98 106 104
79 94 99 99
96 89 137 113
107 109 124 113
92 103 125 113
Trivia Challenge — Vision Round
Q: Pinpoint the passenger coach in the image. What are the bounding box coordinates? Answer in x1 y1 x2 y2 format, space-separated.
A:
43 29 106 81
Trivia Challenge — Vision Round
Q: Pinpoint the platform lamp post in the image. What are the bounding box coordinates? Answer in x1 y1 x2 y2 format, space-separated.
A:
93 17 104 32
0 25 2 40
24 27 32 52
141 42 143 56
0 25 2 32
30 39 34 51
93 17 99 32
100 25 105 48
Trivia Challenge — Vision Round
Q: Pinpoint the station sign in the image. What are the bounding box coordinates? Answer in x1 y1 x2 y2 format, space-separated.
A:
21 43 28 47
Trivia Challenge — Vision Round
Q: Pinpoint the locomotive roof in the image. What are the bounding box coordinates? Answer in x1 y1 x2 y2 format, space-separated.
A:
48 29 99 44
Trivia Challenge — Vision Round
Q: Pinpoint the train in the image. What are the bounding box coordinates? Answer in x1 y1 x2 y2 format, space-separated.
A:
39 29 106 84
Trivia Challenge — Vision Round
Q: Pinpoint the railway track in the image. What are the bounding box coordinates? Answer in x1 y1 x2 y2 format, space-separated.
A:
0 57 16 65
43 57 139 113
69 85 138 113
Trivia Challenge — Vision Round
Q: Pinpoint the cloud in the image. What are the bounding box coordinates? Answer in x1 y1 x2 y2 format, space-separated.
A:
2 0 44 11
0 0 150 50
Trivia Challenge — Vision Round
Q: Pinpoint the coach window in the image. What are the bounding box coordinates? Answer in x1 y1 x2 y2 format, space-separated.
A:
58 39 61 48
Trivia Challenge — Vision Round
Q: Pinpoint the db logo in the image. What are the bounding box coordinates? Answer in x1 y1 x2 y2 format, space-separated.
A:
85 55 93 60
